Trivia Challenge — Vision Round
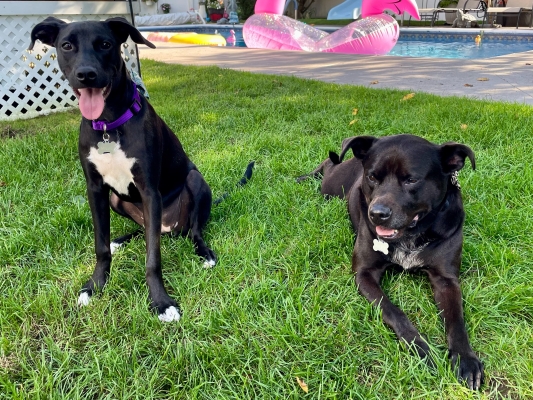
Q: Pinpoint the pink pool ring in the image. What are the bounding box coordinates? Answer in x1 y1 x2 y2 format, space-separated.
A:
243 14 327 51
243 0 420 55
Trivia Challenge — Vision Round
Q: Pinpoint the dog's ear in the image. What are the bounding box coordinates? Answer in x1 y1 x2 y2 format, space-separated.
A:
29 16 67 50
338 136 378 162
440 143 476 173
106 17 156 49
329 151 341 165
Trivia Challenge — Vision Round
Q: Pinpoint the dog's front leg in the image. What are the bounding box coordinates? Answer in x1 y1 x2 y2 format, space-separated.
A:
141 189 180 322
427 268 484 390
353 243 431 360
78 181 112 306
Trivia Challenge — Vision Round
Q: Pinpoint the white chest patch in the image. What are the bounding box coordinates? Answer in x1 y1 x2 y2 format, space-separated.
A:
391 243 428 270
87 142 137 195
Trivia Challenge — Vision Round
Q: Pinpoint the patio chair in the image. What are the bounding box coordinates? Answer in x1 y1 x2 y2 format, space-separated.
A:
409 0 485 27
482 0 533 28
410 0 441 26
432 0 487 26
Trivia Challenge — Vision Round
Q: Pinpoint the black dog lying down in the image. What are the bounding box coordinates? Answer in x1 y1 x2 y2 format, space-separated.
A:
299 134 483 390
29 17 252 322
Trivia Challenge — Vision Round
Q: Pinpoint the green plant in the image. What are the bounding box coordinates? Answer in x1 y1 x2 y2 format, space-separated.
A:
207 0 223 9
238 0 257 19
437 0 458 6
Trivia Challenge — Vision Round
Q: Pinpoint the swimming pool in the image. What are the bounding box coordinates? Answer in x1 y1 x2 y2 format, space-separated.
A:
139 25 533 59
390 31 533 58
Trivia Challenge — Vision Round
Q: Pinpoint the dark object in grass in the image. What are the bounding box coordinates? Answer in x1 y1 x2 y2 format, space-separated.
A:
213 161 255 205
29 17 252 323
298 134 484 390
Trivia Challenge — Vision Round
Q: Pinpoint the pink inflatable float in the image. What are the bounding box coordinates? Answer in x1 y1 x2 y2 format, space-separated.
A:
243 0 420 55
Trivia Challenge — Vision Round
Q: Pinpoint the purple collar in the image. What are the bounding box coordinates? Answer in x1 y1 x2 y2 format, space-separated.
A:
91 82 141 131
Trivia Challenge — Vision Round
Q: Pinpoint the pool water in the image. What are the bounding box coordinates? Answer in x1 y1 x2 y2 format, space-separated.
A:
140 26 533 59
226 29 533 58
388 35 533 58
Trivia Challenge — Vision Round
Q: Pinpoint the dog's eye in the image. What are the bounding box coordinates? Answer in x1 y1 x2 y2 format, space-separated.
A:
61 42 73 51
101 41 112 50
367 174 378 183
405 178 419 185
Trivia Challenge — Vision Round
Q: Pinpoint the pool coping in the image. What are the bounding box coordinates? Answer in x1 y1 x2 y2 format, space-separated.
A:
138 23 533 38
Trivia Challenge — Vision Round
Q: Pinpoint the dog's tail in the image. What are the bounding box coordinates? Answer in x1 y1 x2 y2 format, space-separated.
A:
213 161 255 205
296 150 342 183
110 229 143 254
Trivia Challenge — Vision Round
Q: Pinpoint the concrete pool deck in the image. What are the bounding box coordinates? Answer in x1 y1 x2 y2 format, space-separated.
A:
138 27 533 105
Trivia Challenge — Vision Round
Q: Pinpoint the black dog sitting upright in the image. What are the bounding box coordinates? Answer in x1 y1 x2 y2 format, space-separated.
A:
29 17 239 322
300 134 484 390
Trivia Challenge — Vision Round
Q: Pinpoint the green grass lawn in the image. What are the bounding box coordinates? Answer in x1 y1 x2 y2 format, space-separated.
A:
1 60 532 399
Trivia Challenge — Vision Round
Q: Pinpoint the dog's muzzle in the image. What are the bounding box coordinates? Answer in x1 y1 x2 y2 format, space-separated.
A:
374 214 420 240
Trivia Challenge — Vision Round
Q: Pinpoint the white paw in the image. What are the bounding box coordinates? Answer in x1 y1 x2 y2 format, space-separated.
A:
203 259 216 268
77 292 91 306
110 241 122 255
158 306 181 322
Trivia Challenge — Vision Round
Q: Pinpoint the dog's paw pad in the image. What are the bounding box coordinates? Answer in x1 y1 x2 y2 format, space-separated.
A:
203 259 216 268
110 241 122 255
77 292 91 307
158 306 181 322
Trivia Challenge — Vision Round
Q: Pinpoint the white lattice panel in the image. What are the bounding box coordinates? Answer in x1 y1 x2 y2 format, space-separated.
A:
1 13 140 121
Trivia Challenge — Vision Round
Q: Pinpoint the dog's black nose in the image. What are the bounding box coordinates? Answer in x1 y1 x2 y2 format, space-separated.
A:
75 67 98 83
369 204 392 222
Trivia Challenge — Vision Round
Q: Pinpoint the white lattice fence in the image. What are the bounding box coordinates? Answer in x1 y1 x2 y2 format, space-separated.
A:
0 2 141 121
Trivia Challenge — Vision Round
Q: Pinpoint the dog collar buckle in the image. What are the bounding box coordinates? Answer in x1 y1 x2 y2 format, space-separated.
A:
130 97 142 114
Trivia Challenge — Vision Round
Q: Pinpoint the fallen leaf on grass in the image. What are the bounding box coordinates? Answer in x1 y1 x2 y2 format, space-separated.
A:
349 119 358 125
401 93 415 101
352 108 358 115
296 377 309 393
477 77 489 81
461 124 468 130
370 81 379 85
464 83 474 87
0 181 6 187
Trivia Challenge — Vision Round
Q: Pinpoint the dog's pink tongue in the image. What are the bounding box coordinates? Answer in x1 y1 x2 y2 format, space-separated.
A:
376 226 395 236
78 88 105 120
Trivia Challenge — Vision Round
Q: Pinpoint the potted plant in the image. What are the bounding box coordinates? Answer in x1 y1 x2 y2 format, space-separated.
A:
161 3 171 13
207 0 224 16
